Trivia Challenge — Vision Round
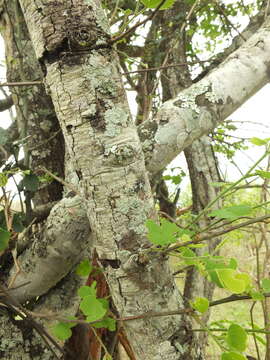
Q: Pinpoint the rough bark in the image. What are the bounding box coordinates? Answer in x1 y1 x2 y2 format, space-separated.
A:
0 0 64 206
184 136 222 355
139 16 270 173
18 1 186 359
0 1 269 359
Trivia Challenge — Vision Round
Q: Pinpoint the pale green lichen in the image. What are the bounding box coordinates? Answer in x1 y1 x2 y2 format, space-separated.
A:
81 104 96 118
104 105 129 137
105 144 135 164
86 55 118 96
176 81 210 114
175 80 222 114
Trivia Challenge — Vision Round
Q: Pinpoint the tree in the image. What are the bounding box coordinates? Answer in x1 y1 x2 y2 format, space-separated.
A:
0 0 269 359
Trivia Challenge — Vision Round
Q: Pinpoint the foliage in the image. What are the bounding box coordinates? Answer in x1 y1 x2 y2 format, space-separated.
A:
51 260 116 342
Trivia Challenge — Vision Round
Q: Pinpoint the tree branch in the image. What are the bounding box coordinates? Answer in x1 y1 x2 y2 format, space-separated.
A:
140 15 270 174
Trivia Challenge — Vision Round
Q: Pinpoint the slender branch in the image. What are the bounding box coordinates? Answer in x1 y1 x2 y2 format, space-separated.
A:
213 0 247 42
121 60 210 75
0 284 64 358
210 292 270 307
164 213 270 254
0 81 42 87
38 166 79 195
110 0 167 44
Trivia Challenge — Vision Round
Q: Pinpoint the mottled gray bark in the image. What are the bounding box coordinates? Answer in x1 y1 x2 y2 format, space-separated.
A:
184 136 222 356
0 0 269 359
18 1 185 359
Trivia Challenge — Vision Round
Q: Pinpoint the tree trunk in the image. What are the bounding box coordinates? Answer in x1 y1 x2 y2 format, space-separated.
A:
17 0 187 359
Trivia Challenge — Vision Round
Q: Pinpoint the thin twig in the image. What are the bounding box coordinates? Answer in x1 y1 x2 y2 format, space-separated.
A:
163 213 270 254
250 302 261 360
110 0 167 44
213 0 247 42
38 166 79 196
0 81 42 87
180 0 201 33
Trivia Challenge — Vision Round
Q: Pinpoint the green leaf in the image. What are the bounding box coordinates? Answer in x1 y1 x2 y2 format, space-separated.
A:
180 247 198 266
256 170 270 179
217 269 246 294
78 285 96 298
145 219 180 245
76 259 92 277
262 278 270 292
65 316 77 328
191 297 209 313
140 0 175 10
226 324 247 352
52 322 72 341
249 290 264 301
0 228 11 251
187 243 206 249
235 273 251 290
249 137 268 146
209 205 252 220
80 296 107 321
221 352 247 360
208 270 224 288
0 173 8 187
92 317 116 331
22 173 39 192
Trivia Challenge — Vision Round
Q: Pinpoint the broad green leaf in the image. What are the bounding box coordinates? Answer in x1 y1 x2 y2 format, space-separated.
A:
208 270 224 288
0 228 11 251
229 258 238 270
226 324 247 352
78 285 96 298
80 295 107 320
262 278 270 292
65 316 77 328
235 273 251 290
52 322 72 341
256 170 270 179
98 298 109 311
140 0 175 10
250 290 264 301
217 269 246 294
92 317 116 331
221 352 247 360
249 137 268 146
22 173 39 192
76 259 92 276
254 334 266 345
191 297 209 313
209 205 252 220
180 247 198 266
145 219 180 245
